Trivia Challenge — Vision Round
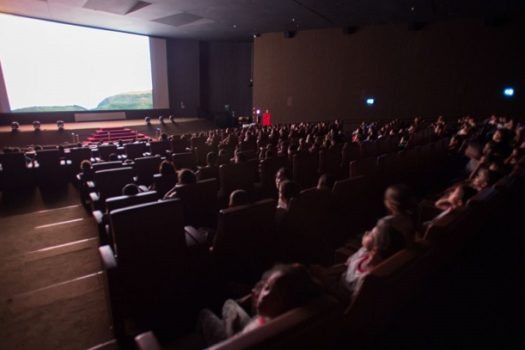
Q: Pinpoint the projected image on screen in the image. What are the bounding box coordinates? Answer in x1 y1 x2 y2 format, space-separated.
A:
0 13 153 112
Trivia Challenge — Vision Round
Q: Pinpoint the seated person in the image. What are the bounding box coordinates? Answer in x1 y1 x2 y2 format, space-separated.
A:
312 218 406 303
197 263 321 346
274 166 292 193
79 159 94 182
434 184 478 215
469 166 500 191
229 189 249 208
196 152 220 181
383 184 418 244
163 168 197 199
122 183 140 196
317 173 336 191
158 160 176 175
277 180 300 211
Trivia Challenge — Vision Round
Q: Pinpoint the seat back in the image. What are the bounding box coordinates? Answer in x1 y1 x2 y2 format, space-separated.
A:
105 191 159 213
125 142 147 160
92 161 123 172
259 156 289 198
219 161 258 199
0 152 34 190
213 199 276 280
149 141 170 156
94 167 135 201
36 149 61 168
109 199 187 321
97 144 118 161
152 173 178 198
207 295 342 350
343 244 430 345
196 165 220 182
319 149 343 179
279 188 332 263
174 178 218 228
172 152 196 170
134 155 162 185
69 147 92 171
292 152 318 189
331 176 373 239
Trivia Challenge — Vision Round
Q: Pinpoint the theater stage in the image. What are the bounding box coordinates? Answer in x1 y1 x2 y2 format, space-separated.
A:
0 117 216 148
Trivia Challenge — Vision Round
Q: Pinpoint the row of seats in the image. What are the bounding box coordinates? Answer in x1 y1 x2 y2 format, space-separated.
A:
131 157 525 350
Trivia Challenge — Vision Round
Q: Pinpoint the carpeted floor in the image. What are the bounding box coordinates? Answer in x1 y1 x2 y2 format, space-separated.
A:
0 184 118 350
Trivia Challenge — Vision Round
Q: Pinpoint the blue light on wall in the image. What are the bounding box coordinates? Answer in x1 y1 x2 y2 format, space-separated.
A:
366 98 375 106
503 87 515 97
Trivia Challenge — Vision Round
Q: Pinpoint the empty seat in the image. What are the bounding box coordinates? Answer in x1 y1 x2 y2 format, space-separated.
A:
97 144 118 161
172 152 197 170
319 149 343 179
100 199 190 341
196 165 220 182
36 149 68 186
134 155 162 186
93 190 160 246
92 160 124 172
0 152 35 190
149 141 171 156
125 142 148 160
90 167 135 209
69 147 92 173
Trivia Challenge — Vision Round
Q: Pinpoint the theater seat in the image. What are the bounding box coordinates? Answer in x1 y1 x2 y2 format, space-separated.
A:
134 155 162 186
211 199 276 282
278 188 332 264
100 199 192 342
0 152 35 190
92 190 159 246
89 167 134 209
149 141 171 156
172 152 197 170
257 156 289 199
292 152 318 189
97 144 118 161
36 149 68 187
218 161 258 205
174 178 218 228
125 142 148 160
152 173 179 198
341 244 431 347
134 295 343 350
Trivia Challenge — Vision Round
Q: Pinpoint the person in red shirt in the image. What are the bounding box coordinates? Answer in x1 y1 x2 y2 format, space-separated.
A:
262 109 272 126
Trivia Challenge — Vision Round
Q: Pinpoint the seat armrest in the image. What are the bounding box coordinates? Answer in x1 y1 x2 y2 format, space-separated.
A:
185 226 208 245
135 331 163 350
92 210 104 224
87 181 96 189
89 192 100 203
99 245 117 270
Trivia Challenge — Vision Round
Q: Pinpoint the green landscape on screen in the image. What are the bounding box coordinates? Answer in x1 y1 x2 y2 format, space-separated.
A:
12 90 153 112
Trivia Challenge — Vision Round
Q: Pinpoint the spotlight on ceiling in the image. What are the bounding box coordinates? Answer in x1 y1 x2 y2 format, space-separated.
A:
366 98 375 106
503 87 515 97
33 120 41 131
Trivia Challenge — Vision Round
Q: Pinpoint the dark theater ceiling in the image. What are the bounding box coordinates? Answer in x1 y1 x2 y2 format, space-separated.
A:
1 0 524 39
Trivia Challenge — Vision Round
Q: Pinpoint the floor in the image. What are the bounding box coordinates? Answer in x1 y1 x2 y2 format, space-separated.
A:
0 184 117 350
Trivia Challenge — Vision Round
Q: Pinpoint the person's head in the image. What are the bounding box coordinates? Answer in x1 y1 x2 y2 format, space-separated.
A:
234 149 247 164
275 167 292 190
206 152 218 167
178 168 197 185
471 167 495 190
122 183 140 196
255 264 320 318
108 153 118 161
492 129 503 143
80 159 92 172
317 173 336 191
448 184 478 209
159 160 176 175
160 133 168 141
229 189 249 208
278 180 300 208
362 218 407 261
384 184 416 215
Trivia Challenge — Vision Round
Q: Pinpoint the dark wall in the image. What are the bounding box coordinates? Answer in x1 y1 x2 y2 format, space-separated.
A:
166 39 253 121
200 41 253 118
166 39 201 117
253 18 525 124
